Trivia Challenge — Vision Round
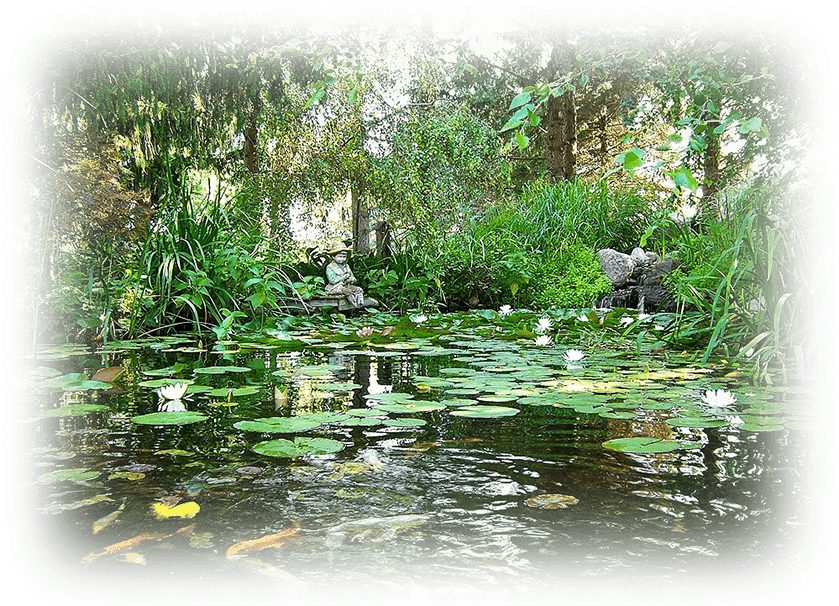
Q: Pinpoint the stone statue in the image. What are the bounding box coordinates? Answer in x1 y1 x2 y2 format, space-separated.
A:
324 245 366 308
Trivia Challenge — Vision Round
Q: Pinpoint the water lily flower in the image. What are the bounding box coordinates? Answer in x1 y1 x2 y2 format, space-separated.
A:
413 314 428 324
356 326 374 338
725 415 745 426
158 382 188 401
536 317 553 332
700 389 737 408
158 399 187 413
563 349 585 363
534 335 553 347
499 305 513 316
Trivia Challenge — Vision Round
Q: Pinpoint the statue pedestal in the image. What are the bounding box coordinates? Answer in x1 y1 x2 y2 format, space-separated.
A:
301 295 379 312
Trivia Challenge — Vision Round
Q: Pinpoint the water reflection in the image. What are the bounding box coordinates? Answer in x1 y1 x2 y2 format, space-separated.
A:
26 337 809 598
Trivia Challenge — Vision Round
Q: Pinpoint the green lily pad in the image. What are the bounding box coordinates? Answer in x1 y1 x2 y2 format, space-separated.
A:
381 417 427 428
138 378 195 388
131 412 209 426
41 404 111 418
477 394 519 404
339 416 383 427
599 411 637 420
363 392 415 403
449 405 520 418
740 422 785 432
665 416 728 428
46 373 111 391
252 437 344 457
344 408 387 417
206 386 260 398
373 402 446 414
439 398 479 407
234 416 323 433
38 468 101 483
602 437 701 453
193 365 252 374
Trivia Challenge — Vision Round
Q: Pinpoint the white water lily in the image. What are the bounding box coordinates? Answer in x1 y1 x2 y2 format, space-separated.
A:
534 335 553 347
356 326 374 338
413 314 428 324
536 317 553 332
158 399 187 413
499 305 513 316
158 382 189 401
725 415 745 426
700 389 737 408
563 349 585 363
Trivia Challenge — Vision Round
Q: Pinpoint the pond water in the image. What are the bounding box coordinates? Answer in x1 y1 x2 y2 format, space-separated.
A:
19 309 822 603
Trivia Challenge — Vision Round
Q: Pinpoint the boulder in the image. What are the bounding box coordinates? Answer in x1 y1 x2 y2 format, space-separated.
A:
597 247 679 312
597 248 636 288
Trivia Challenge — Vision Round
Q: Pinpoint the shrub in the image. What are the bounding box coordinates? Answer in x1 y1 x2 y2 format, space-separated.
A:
531 245 612 309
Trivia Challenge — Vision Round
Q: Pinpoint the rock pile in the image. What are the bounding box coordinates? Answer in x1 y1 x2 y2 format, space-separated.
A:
596 247 679 313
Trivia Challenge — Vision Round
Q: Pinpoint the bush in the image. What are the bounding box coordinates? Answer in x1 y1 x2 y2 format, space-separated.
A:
531 245 612 309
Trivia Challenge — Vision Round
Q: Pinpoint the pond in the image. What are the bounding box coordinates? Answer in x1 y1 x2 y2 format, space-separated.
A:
19 308 821 602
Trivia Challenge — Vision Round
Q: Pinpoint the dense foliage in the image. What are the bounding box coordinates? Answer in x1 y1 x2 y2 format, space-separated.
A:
19 15 817 385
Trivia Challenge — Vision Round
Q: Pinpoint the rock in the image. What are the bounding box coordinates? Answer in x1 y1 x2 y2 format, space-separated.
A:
630 247 649 265
597 248 679 312
639 257 678 286
597 248 636 287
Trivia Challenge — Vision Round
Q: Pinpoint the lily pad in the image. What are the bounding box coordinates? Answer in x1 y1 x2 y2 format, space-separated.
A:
477 394 519 404
665 416 728 428
193 365 252 374
363 392 415 403
206 386 260 398
339 416 383 427
38 468 101 483
252 437 344 457
131 412 208 426
41 404 111 418
449 405 520 418
381 417 427 428
602 437 701 453
373 402 446 414
234 416 323 433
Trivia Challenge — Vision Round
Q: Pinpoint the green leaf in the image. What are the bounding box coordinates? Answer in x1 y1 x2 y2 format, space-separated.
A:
509 91 532 110
738 117 762 133
234 416 324 433
617 150 643 170
515 131 530 150
252 437 344 457
671 168 699 190
131 412 208 426
602 437 701 453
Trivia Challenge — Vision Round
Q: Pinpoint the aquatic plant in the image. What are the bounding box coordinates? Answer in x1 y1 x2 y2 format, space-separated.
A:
157 382 189 401
563 349 585 363
700 389 737 408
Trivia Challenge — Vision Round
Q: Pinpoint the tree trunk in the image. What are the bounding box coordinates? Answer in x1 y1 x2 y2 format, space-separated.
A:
702 122 721 200
244 123 259 174
351 175 371 255
544 43 577 181
545 92 577 181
